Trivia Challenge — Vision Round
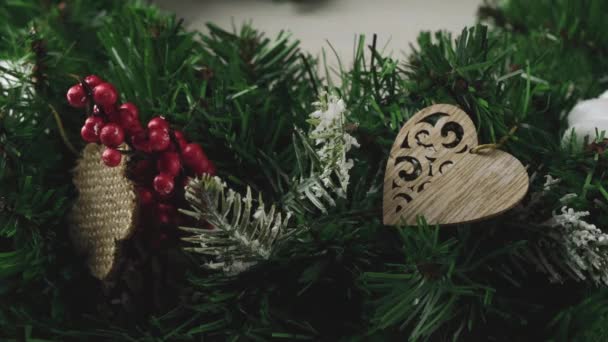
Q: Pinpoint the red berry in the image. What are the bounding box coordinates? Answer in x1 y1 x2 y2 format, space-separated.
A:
147 116 169 131
157 203 177 225
157 152 181 177
181 143 203 160
119 103 139 119
92 104 102 116
192 157 212 176
138 187 155 206
84 75 103 88
131 130 151 152
133 159 152 174
181 143 207 167
80 125 98 143
149 232 168 249
93 82 118 106
66 84 88 108
132 159 153 182
126 122 144 136
84 116 105 136
157 215 172 226
158 214 170 225
173 130 188 150
119 107 138 131
173 130 185 140
106 105 121 123
99 123 125 147
93 104 119 124
148 127 171 151
108 113 120 124
153 173 175 195
84 115 104 128
165 141 179 152
207 161 217 176
102 148 122 167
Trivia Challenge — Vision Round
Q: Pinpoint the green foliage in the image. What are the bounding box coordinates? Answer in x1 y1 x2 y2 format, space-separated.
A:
196 23 315 197
364 223 485 340
549 289 608 342
0 0 607 340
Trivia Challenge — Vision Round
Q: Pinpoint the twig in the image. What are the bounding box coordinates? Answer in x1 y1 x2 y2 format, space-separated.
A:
49 104 78 155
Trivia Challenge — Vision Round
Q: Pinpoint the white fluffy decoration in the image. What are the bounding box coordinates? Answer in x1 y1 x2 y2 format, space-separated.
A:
563 90 608 146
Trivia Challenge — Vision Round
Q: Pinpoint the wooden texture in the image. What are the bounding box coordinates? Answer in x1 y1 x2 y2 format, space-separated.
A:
383 104 529 226
69 143 137 279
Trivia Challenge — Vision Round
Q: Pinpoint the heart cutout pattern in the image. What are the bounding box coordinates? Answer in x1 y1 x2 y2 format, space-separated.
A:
383 104 529 226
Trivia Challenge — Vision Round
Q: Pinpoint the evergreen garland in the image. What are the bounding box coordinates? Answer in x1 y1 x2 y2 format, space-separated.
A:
1 0 607 340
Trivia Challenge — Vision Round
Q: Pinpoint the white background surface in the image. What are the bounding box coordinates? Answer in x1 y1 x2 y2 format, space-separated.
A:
153 0 482 65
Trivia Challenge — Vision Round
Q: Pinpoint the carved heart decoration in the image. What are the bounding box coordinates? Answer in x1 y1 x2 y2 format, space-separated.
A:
383 104 529 226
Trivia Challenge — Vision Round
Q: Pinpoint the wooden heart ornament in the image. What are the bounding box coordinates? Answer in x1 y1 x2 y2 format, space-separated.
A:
383 104 529 226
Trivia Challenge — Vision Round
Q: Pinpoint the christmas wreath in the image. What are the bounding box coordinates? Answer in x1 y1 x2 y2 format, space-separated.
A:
2 1 608 340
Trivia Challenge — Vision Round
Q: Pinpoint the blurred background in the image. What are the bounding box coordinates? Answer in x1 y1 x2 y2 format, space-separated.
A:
153 0 482 65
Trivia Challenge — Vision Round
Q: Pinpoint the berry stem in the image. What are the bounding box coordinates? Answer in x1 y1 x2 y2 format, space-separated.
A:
78 78 96 116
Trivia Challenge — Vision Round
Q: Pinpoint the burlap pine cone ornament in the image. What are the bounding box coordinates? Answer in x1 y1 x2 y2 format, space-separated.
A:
69 143 137 280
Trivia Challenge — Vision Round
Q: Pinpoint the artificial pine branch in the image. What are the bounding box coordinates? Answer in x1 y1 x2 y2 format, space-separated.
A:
513 173 608 285
181 93 359 273
284 92 359 214
180 174 294 274
361 218 521 340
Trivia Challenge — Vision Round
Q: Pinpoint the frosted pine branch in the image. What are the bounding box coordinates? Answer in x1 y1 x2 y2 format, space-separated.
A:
541 207 608 285
180 175 294 274
520 174 608 285
308 93 359 198
543 174 561 191
287 92 359 213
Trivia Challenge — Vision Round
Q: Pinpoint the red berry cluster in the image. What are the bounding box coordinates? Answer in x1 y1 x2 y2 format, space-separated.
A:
67 75 132 166
66 75 215 228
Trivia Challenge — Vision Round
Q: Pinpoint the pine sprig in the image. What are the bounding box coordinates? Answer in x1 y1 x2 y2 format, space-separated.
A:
516 175 608 285
284 129 343 214
284 93 359 214
362 219 529 340
180 175 295 274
